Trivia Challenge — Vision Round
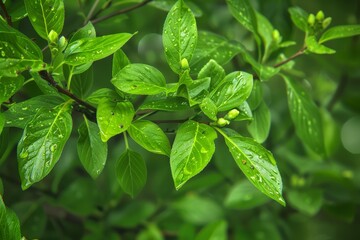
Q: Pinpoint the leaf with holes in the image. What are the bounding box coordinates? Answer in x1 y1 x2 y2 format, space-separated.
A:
128 120 171 156
97 100 134 142
17 105 72 189
24 0 64 40
218 128 285 206
170 120 217 189
77 115 108 179
116 149 147 197
163 0 197 74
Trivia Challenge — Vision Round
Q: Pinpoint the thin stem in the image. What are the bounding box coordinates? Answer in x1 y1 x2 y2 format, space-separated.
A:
38 70 96 112
0 1 12 26
67 66 75 90
124 132 129 149
91 0 153 25
273 46 307 68
84 0 101 25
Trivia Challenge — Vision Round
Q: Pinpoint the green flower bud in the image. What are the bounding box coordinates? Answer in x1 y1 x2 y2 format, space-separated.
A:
58 36 68 50
307 13 316 26
217 118 230 127
181 58 189 70
316 10 325 21
322 17 332 29
225 109 240 120
48 30 58 43
272 29 280 42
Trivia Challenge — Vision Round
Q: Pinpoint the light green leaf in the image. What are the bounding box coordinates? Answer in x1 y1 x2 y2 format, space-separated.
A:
116 149 147 197
24 0 64 40
306 36 335 54
128 120 171 156
111 64 167 95
288 7 308 32
70 67 93 99
283 75 325 155
319 25 360 43
218 128 285 206
163 0 197 74
195 220 227 240
177 74 210 106
139 94 190 111
86 88 121 105
210 71 253 111
233 101 253 121
77 115 108 179
190 31 243 73
17 104 72 189
200 97 218 121
198 59 225 91
64 33 133 65
247 101 271 143
170 120 217 189
70 22 96 42
0 20 43 77
0 196 22 240
226 0 257 33
97 100 134 142
0 75 24 103
287 189 323 216
3 95 63 128
112 49 130 77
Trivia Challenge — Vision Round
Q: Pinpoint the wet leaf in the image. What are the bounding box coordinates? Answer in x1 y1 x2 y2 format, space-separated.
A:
0 75 24 103
86 88 121 105
139 94 190 111
319 25 360 43
198 59 225 91
226 0 257 33
170 120 217 189
200 97 218 121
112 49 130 77
0 196 22 240
288 7 309 32
247 101 271 143
306 36 336 54
70 67 93 99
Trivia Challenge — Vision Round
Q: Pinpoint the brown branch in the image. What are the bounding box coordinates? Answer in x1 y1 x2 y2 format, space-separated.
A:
91 0 153 25
273 46 307 68
0 1 12 26
38 70 97 113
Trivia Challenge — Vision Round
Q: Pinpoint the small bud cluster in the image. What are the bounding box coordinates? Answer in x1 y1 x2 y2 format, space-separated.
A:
214 109 240 127
307 10 332 33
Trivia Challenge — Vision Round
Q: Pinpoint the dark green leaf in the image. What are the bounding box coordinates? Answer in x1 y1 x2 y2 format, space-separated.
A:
97 100 134 142
17 105 72 189
288 7 308 32
218 128 285 206
139 94 190 111
247 80 263 110
306 36 335 54
86 88 121 105
0 75 24 103
70 67 93 99
150 0 203 17
319 25 360 43
177 74 210 106
198 59 225 91
247 101 271 143
116 149 147 197
0 196 22 240
163 0 197 74
200 97 218 121
226 0 257 33
128 120 171 156
5 0 27 21
210 71 253 111
283 75 325 155
24 0 64 40
78 115 108 179
195 220 227 240
32 71 61 96
64 33 133 65
0 113 4 135
112 49 130 77
287 189 323 216
170 120 217 189
111 64 167 95
3 95 63 128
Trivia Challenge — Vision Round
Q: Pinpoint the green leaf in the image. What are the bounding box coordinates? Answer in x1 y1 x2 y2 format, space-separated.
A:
306 36 335 54
150 0 203 17
86 88 121 105
288 7 308 32
200 97 218 121
0 196 22 240
283 75 325 155
177 74 210 106
116 149 147 197
64 33 133 65
3 95 63 128
234 101 253 121
163 0 197 74
247 101 271 143
70 22 96 42
198 59 225 91
170 120 217 189
70 67 93 99
17 104 72 189
24 0 64 40
319 25 360 43
225 180 270 209
128 120 171 156
97 100 134 142
139 94 190 111
0 20 43 77
0 113 4 135
77 115 108 179
287 189 323 216
0 75 24 103
218 128 285 206
247 80 263 110
112 49 130 77
111 64 167 95
190 31 243 73
195 220 227 240
210 71 253 111
226 0 257 33
32 71 61 96
5 0 27 22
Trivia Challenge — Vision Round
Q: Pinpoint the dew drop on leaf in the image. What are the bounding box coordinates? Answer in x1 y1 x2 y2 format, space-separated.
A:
50 144 57 152
20 151 29 159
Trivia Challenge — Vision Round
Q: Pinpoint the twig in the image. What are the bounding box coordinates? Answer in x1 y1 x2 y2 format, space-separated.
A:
84 0 101 25
0 1 12 26
273 46 307 68
91 0 153 25
327 74 348 111
38 70 97 113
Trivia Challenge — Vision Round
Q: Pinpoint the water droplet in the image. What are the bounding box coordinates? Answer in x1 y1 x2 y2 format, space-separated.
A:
50 144 57 152
20 151 28 159
87 30 92 35
200 147 208 153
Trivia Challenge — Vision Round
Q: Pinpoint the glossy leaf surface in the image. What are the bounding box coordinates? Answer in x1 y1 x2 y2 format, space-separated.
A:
319 25 360 43
0 196 21 240
0 75 24 103
226 0 257 33
247 101 271 143
198 59 225 91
